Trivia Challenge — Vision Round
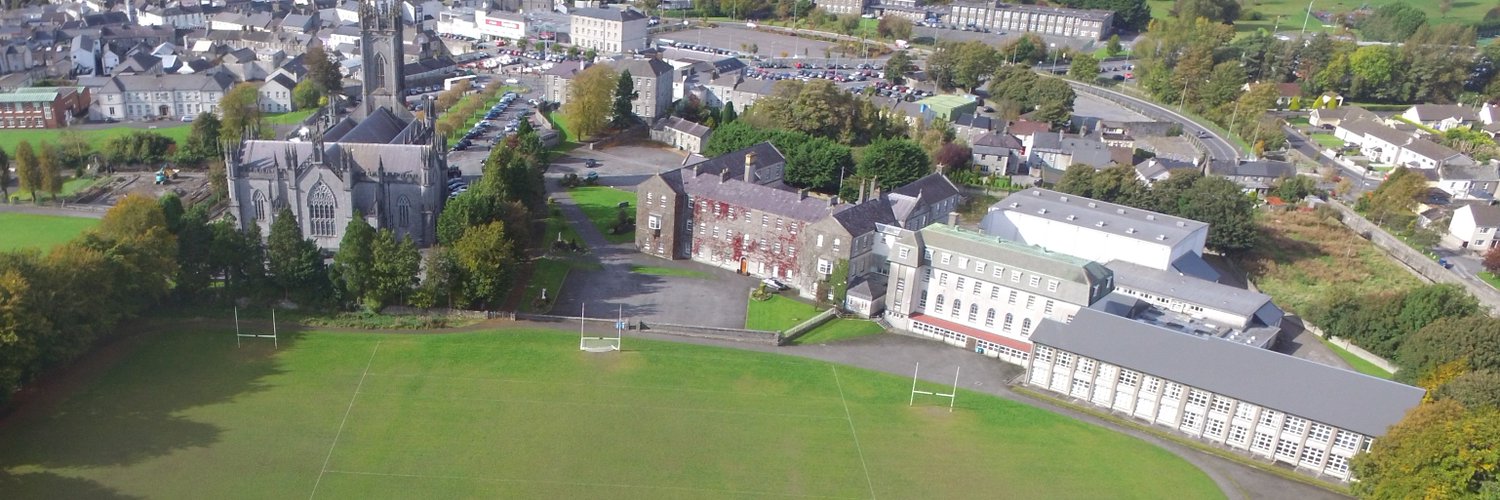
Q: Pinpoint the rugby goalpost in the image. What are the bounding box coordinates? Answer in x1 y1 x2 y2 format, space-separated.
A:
909 362 959 412
579 303 623 353
234 307 279 348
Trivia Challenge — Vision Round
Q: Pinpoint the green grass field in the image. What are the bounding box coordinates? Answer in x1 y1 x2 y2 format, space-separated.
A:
747 295 822 331
1316 335 1395 379
629 264 712 279
790 318 885 345
1309 133 1345 149
0 327 1222 499
0 212 98 251
567 186 636 244
0 125 192 157
265 109 316 125
520 258 572 313
1481 271 1500 290
1148 0 1487 37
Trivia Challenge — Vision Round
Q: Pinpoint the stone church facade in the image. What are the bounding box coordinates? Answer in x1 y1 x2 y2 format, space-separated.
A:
226 0 446 251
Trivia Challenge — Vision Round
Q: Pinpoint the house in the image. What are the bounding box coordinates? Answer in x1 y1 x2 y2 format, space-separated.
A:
1027 132 1115 172
1274 82 1301 109
1134 157 1194 185
971 131 1023 175
949 113 993 144
1026 307 1423 482
1309 105 1375 129
258 74 296 113
1435 163 1500 201
882 222 1116 365
0 41 35 75
0 86 90 128
979 188 1215 279
1401 104 1479 131
1447 203 1500 252
569 7 648 54
1211 160 1298 196
650 116 710 153
615 57 675 121
1336 118 1475 169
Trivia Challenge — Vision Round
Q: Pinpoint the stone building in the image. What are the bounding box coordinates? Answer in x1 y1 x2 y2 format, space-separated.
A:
570 7 649 54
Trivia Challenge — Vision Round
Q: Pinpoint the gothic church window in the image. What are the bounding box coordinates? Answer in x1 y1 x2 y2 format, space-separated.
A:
253 190 267 221
309 183 337 236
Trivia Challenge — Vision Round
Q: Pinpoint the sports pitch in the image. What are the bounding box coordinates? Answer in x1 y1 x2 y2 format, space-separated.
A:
0 328 1223 499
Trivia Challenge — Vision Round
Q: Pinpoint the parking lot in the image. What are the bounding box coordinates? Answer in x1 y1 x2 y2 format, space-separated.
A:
550 141 692 188
657 24 837 59
446 85 545 182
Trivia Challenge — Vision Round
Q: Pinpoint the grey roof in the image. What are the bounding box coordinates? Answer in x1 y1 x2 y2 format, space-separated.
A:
1462 203 1500 228
84 72 235 93
1032 308 1425 437
335 107 409 144
832 199 897 237
950 113 993 131
571 7 647 22
1312 105 1376 124
1407 104 1478 123
1401 137 1468 163
1169 252 1222 282
906 223 1113 306
263 73 296 91
1107 260 1270 318
987 188 1209 246
654 116 711 138
847 275 887 301
615 57 674 78
667 142 845 223
1217 160 1296 179
890 172 961 206
1063 135 1115 168
973 131 1022 150
1439 163 1500 182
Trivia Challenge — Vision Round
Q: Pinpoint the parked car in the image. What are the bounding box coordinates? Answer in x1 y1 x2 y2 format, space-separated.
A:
584 159 599 168
761 278 790 291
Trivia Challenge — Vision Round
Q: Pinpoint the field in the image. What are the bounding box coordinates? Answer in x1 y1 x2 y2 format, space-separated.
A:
1147 0 1488 36
0 125 192 157
1239 210 1421 315
0 212 98 251
790 318 886 345
1309 133 1345 149
747 294 822 331
628 264 712 279
567 186 637 244
0 327 1222 499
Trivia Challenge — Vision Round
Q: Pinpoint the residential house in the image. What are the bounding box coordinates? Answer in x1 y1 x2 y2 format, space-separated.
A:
616 57 675 121
1435 163 1500 201
1336 118 1476 170
0 41 35 75
1308 105 1375 129
135 4 216 29
208 11 275 32
971 130 1023 175
1134 157 1194 185
570 7 648 54
1401 104 1479 131
1447 203 1500 251
1211 160 1297 196
259 73 296 113
1026 307 1423 482
650 116 711 153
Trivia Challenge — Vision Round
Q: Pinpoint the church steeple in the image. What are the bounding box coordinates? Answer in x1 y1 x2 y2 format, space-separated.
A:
359 0 408 119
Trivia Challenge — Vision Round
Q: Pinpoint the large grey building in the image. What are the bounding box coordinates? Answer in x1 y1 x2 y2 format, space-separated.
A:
947 2 1113 40
81 72 235 121
225 0 447 250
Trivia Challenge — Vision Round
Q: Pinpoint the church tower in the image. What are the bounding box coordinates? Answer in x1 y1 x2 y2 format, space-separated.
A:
359 0 409 119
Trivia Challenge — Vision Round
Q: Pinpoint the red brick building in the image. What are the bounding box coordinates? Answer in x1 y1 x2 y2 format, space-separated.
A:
0 87 90 129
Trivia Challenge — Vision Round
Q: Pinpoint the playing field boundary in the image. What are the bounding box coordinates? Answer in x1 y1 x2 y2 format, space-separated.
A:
323 469 860 499
351 390 847 420
832 366 877 500
310 341 382 500
364 371 846 401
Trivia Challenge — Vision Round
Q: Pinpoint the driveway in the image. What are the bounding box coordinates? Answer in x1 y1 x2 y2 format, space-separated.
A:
551 141 690 188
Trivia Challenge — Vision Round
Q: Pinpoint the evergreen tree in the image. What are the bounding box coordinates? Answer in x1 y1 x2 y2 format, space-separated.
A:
332 214 376 308
721 102 737 124
304 45 343 95
368 229 421 308
612 69 638 128
158 192 185 233
0 147 10 201
266 207 325 300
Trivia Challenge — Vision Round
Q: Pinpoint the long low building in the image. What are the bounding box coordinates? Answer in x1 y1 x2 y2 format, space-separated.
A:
1026 307 1424 481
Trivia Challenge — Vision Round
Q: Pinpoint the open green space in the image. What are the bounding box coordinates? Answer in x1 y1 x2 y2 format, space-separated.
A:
790 318 885 345
629 264 712 279
1309 133 1345 149
520 257 573 313
0 326 1222 499
542 204 584 250
0 125 191 157
8 175 101 202
0 212 98 251
545 111 576 143
264 109 316 126
566 186 636 244
746 294 822 331
1481 271 1500 290
1239 210 1422 316
1315 335 1395 380
1147 0 1486 36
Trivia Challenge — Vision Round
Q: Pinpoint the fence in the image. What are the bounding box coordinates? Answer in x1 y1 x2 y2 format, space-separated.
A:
515 313 782 345
1326 200 1500 313
779 308 839 344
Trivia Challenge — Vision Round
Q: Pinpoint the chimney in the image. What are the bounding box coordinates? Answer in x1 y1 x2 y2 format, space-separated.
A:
947 212 960 226
871 177 880 199
720 168 729 183
856 178 867 204
829 195 839 207
743 151 757 182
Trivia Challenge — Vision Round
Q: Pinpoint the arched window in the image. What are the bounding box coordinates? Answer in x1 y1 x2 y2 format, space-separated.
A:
252 190 267 221
951 299 961 318
308 183 336 236
369 53 385 91
985 308 996 327
968 304 978 322
1003 313 1013 331
935 294 945 313
919 290 928 308
396 195 411 228
1021 318 1033 336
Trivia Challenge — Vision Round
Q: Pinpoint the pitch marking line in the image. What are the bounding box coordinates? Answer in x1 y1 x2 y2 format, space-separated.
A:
351 391 846 420
323 469 859 499
831 366 877 500
309 341 382 500
363 372 844 401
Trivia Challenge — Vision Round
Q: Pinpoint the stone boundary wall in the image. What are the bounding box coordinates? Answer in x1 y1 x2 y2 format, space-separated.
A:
779 308 839 344
1326 200 1500 314
516 313 781 344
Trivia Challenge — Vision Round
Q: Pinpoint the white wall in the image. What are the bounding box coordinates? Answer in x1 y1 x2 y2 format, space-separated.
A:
984 210 1202 272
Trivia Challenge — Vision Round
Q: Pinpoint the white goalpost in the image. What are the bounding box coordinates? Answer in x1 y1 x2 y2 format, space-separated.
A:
909 362 959 412
579 303 622 353
235 307 279 348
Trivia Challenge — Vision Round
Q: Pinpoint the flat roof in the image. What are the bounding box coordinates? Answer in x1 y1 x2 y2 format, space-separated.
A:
1031 308 1424 437
987 188 1207 247
1107 260 1271 318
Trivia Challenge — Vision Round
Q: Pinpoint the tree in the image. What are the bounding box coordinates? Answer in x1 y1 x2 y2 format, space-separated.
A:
183 112 223 163
292 79 322 110
158 192 185 233
1365 167 1428 226
951 41 1002 91
220 83 264 139
171 204 216 299
561 64 617 140
782 137 853 193
1349 45 1396 101
857 139 930 190
14 141 38 202
721 102 737 124
453 221 515 308
1434 370 1500 410
304 45 342 95
1171 0 1239 24
1055 164 1099 197
1271 175 1317 201
0 147 8 200
1358 3 1429 43
934 143 972 171
612 69 638 128
885 50 914 85
1352 400 1500 498
876 16 912 40
265 207 325 300
837 13 860 35
1173 175 1257 253
36 143 60 200
367 229 420 309
414 246 463 309
1068 52 1101 82
1106 34 1123 57
1484 246 1500 274
1031 79 1077 127
1396 315 1499 382
332 214 377 309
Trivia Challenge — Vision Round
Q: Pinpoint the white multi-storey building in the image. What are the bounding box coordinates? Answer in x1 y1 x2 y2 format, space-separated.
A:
882 222 1115 365
81 73 235 121
570 7 649 54
981 188 1217 280
1027 307 1424 481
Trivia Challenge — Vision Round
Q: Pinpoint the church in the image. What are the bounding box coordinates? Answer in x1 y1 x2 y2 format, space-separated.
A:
226 0 446 250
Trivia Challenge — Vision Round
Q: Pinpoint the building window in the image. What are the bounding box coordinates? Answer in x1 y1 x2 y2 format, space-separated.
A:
252 190 267 221
1260 410 1281 428
975 262 985 274
941 252 951 265
1010 270 1021 282
648 215 661 230
1044 300 1054 316
1008 290 1017 304
956 276 965 289
1308 423 1333 444
950 299 962 318
308 182 336 236
923 248 932 260
1282 416 1307 437
985 308 995 326
1275 438 1300 460
990 285 1000 299
993 267 1004 278
971 281 981 295
1333 431 1362 451
817 234 824 247
939 272 948 286
1186 390 1209 407
762 215 768 227
1325 455 1350 476
1003 313 1013 331
1210 396 1233 414
1034 345 1053 362
1021 318 1032 335
1029 275 1041 287
817 259 832 275
1025 295 1035 310
968 303 978 322
1117 370 1139 387
899 247 910 259
1047 279 1059 292
1164 382 1183 401
919 290 928 308
934 294 945 313
1228 425 1249 445
1055 351 1072 368
1252 432 1275 452
1205 418 1225 438
397 196 411 228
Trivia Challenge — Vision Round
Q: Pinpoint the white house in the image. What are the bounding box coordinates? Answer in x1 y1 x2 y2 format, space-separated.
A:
650 116 710 153
1447 203 1500 252
1435 163 1500 201
569 7 649 54
1336 118 1475 170
1401 104 1479 131
258 74 296 113
979 188 1215 279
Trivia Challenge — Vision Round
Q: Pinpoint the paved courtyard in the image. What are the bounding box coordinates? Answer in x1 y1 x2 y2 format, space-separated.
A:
551 140 690 188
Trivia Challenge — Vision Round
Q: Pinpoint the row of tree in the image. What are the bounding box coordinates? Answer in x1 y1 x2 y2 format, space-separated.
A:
0 141 63 201
1053 165 1258 253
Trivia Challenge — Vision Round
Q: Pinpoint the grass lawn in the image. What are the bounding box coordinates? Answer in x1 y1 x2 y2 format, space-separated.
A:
1148 0 1486 37
542 204 584 250
264 109 316 125
629 264 712 279
0 327 1222 499
746 294 822 331
520 257 573 313
0 212 98 251
1481 271 1500 290
1309 133 1345 149
791 318 885 345
545 111 576 143
1238 210 1422 316
566 186 636 244
1315 335 1395 380
0 124 191 156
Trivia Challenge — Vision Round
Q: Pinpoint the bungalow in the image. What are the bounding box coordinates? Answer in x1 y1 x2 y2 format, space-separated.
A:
1211 160 1297 195
1309 105 1376 129
1134 157 1195 186
1435 163 1500 201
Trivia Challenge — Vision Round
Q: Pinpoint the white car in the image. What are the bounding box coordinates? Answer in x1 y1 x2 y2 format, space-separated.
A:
761 278 789 291
505 78 519 84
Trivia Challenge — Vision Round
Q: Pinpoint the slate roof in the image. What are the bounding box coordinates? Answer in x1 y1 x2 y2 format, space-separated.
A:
887 172 961 225
264 73 296 91
1407 104 1478 123
1005 119 1052 137
846 275 887 301
1169 252 1222 283
987 188 1208 246
336 106 409 144
1217 160 1296 179
831 197 897 235
909 224 1112 306
1107 260 1268 318
1032 307 1425 437
1402 137 1469 163
571 7 647 22
1062 135 1113 168
84 72 235 93
615 57 674 77
1462 203 1500 228
653 116 711 138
